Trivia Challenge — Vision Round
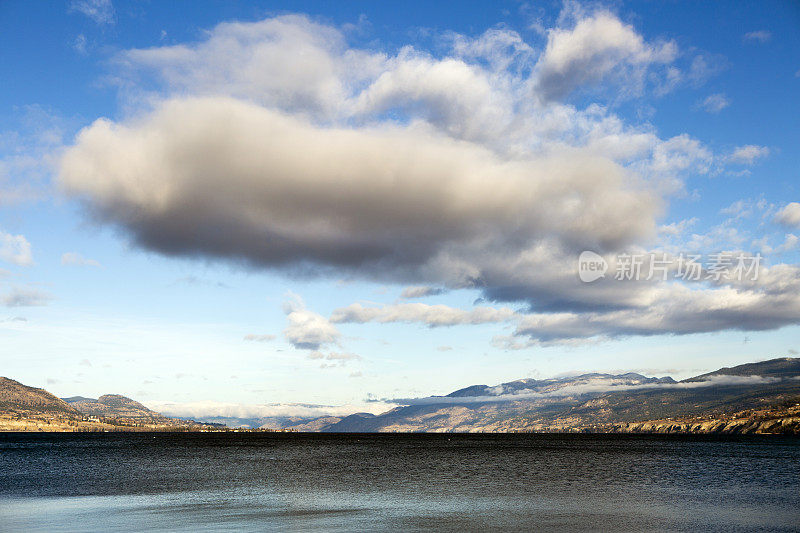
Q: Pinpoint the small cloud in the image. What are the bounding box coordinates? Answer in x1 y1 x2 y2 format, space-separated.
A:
46 378 60 385
728 145 769 165
400 286 446 299
743 30 771 43
759 233 799 255
658 217 697 237
61 252 101 267
73 34 88 54
0 231 33 266
687 53 728 85
69 0 115 25
720 199 754 219
243 334 276 342
325 352 361 361
349 371 363 378
437 345 454 352
307 351 361 367
3 287 52 307
308 350 361 361
775 202 800 228
170 275 229 288
283 292 341 351
699 93 730 113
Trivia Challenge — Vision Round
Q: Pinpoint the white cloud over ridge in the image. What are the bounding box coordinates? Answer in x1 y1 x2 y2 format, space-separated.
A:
148 399 395 420
57 11 800 344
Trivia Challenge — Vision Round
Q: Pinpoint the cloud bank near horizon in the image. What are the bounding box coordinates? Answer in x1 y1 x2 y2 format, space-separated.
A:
147 399 396 421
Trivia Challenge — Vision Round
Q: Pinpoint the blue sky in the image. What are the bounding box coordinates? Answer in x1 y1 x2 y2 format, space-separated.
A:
1 0 799 419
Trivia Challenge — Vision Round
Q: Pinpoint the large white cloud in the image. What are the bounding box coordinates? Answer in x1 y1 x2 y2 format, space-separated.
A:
56 12 799 343
60 96 659 281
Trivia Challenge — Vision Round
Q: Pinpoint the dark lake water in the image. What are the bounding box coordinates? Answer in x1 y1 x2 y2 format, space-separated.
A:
1 432 799 532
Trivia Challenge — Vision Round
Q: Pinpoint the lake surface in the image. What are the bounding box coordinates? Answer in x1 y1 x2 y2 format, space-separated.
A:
1 433 799 532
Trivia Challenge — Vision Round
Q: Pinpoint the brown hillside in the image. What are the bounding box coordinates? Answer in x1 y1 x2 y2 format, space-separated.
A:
0 377 82 418
66 394 172 423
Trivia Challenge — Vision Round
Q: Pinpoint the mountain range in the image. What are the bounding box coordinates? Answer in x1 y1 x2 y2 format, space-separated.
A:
280 357 800 433
0 377 215 431
2 357 799 433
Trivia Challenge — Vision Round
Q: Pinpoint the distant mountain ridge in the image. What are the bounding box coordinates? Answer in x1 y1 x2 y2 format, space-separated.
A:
278 358 800 433
446 372 677 399
685 357 800 381
0 378 214 431
62 394 173 424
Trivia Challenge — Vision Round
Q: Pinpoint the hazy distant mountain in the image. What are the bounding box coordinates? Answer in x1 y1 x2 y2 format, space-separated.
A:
288 358 800 433
190 415 324 429
282 416 345 432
